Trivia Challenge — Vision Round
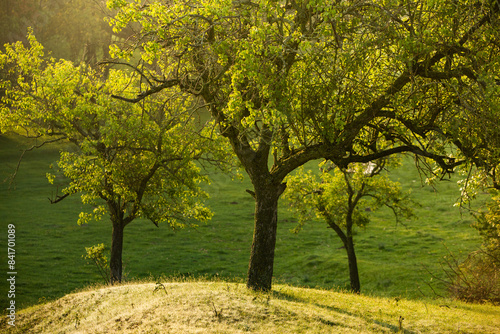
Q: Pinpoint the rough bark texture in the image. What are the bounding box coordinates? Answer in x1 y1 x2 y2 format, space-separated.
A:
246 181 286 291
110 220 124 285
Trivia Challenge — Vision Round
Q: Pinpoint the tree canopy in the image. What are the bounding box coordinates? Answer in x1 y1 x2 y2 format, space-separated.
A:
99 0 500 290
284 158 415 292
0 33 230 283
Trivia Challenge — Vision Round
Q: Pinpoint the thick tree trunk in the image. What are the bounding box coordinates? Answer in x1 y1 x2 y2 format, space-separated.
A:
110 220 125 285
246 183 284 291
345 236 361 294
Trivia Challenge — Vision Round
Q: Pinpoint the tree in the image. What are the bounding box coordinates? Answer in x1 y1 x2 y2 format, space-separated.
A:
105 0 500 290
0 33 228 283
284 159 414 293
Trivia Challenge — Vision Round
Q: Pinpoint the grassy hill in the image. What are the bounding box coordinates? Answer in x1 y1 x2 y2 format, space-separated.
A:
0 133 488 310
2 281 499 333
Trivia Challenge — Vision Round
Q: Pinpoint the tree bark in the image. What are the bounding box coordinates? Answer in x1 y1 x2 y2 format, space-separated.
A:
110 220 124 284
345 235 361 294
246 182 285 291
327 219 361 293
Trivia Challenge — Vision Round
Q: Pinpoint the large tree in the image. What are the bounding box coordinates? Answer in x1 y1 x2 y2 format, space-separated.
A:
0 34 228 283
106 0 500 290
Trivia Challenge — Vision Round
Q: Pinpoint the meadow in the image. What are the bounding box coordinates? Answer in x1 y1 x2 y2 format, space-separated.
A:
3 281 500 333
0 134 484 310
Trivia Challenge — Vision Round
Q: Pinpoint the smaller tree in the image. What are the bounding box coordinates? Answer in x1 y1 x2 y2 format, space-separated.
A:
284 159 415 293
0 33 230 284
83 243 110 285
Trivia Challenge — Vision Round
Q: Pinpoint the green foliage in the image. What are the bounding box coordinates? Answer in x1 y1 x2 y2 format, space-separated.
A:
102 1 500 212
83 243 110 285
104 0 500 290
473 191 500 251
0 32 222 229
104 0 499 159
284 159 415 234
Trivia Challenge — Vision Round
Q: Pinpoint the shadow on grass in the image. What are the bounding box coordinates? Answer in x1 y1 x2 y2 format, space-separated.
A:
271 290 416 334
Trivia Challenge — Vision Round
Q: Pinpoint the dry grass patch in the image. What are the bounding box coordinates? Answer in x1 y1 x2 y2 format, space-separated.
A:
1 282 499 333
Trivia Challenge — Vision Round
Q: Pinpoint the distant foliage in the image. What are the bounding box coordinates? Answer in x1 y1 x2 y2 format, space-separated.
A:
446 176 500 304
0 0 114 63
473 192 500 253
284 159 415 234
446 248 500 304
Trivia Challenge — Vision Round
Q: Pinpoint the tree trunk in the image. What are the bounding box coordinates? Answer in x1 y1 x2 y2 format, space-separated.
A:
246 183 284 291
345 236 361 293
327 219 361 294
110 220 125 284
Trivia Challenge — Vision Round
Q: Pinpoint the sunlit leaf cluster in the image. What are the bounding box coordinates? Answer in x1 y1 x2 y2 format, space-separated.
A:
104 0 499 184
284 158 415 233
0 32 226 229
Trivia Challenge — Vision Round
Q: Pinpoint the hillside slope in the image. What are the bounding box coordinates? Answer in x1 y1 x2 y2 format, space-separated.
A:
2 282 499 333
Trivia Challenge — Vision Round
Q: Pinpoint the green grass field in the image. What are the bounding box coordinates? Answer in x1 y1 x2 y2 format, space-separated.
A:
0 134 484 310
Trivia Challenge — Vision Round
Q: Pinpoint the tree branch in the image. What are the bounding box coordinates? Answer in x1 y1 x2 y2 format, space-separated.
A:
111 79 179 103
6 136 67 187
48 192 71 204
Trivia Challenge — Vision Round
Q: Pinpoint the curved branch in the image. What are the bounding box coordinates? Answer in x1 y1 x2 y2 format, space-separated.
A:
99 60 156 86
6 136 67 187
48 192 71 204
343 145 464 172
111 79 179 103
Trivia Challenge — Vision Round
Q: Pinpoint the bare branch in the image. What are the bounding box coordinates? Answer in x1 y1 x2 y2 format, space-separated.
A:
48 192 71 204
5 136 67 187
111 79 179 103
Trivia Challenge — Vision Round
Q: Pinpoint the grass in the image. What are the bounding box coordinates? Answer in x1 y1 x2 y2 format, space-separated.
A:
1 280 499 333
0 133 487 311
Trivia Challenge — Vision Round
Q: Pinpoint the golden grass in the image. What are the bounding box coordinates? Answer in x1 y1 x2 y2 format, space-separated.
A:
2 281 499 333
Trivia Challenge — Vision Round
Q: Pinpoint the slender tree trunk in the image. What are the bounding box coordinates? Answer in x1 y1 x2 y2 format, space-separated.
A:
110 219 125 284
327 219 361 293
246 182 284 291
345 236 361 293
